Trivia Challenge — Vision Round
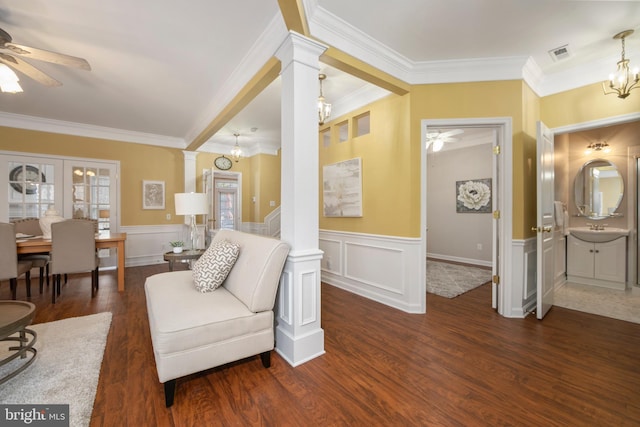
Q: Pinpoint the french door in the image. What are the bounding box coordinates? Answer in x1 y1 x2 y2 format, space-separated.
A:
1 152 119 266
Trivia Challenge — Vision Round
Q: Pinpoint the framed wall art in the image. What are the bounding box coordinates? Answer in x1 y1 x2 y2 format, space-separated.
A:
456 178 492 213
142 180 165 210
323 157 363 217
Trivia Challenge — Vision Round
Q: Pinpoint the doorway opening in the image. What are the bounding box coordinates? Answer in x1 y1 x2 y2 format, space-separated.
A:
421 118 513 316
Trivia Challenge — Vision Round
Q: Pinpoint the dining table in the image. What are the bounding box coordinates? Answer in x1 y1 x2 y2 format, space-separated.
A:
16 232 128 292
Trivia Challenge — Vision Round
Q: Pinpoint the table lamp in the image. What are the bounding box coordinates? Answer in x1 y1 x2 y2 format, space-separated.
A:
174 193 208 250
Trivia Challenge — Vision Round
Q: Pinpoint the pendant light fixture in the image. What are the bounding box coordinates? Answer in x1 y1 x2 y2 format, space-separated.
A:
318 73 332 125
585 141 611 155
230 132 243 162
602 29 639 99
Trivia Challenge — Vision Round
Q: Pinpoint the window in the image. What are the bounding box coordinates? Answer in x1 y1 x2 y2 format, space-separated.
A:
337 121 349 143
321 129 331 147
354 112 370 137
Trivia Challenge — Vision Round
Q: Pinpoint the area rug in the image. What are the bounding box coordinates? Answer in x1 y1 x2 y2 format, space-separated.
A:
427 260 492 298
0 312 112 427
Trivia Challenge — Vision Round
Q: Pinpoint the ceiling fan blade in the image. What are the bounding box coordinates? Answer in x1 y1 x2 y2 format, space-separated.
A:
2 43 90 70
0 53 61 86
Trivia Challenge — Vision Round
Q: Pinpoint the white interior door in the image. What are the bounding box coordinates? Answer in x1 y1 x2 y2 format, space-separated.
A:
536 121 555 319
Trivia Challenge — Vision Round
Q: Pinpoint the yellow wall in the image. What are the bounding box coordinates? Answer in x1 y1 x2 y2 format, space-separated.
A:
0 127 184 226
0 127 281 227
196 151 281 223
3 80 637 239
410 80 529 238
541 82 640 129
319 94 413 236
520 83 541 239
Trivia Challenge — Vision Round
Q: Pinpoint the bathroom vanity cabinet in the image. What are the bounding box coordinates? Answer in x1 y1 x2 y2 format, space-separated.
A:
566 234 626 290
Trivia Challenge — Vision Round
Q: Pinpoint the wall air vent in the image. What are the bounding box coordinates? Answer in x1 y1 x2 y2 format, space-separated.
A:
548 44 571 62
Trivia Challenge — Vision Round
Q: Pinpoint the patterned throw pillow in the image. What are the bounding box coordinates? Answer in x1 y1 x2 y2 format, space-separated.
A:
192 239 240 292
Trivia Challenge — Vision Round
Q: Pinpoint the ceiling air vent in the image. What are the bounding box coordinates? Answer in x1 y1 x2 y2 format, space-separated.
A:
548 44 571 62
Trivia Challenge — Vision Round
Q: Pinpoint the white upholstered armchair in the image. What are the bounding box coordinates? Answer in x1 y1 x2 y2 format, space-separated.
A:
145 229 290 407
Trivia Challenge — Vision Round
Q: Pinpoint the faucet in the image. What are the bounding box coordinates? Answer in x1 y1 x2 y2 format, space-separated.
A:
587 223 606 230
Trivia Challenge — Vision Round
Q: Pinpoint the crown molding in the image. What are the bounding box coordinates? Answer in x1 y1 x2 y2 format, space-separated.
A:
198 140 279 157
307 3 621 98
330 84 390 119
184 12 289 143
537 55 616 97
308 4 413 81
409 56 532 85
0 111 185 148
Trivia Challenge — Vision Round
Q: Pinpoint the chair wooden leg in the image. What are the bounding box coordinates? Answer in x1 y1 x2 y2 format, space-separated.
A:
91 269 96 298
46 264 50 287
10 278 17 300
52 275 57 304
260 351 271 368
25 271 31 298
164 380 176 407
38 267 44 293
52 274 62 304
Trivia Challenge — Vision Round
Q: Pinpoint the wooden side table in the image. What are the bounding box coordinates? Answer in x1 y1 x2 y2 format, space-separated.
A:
0 300 37 385
163 250 206 271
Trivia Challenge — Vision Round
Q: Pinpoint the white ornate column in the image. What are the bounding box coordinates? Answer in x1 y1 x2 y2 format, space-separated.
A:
180 151 203 247
182 150 198 194
274 31 326 366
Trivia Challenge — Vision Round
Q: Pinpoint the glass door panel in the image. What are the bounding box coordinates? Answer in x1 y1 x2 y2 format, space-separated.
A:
0 155 63 222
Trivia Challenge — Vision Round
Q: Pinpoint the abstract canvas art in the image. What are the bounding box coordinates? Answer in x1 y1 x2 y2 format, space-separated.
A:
323 158 363 217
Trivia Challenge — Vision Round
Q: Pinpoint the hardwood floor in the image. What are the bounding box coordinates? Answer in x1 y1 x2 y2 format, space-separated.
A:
2 264 640 426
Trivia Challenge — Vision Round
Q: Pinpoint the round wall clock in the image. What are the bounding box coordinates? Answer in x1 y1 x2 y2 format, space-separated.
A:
9 165 45 194
214 155 232 171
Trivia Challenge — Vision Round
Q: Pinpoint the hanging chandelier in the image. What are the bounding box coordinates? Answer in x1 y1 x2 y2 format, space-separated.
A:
230 133 243 162
318 73 332 125
602 29 639 99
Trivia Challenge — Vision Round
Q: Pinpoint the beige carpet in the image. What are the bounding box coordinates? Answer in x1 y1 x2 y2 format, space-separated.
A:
0 312 112 427
427 260 492 298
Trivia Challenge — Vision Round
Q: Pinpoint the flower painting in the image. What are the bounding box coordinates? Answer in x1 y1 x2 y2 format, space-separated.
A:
456 178 492 213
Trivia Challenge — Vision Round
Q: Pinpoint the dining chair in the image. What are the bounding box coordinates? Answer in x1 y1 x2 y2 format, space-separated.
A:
50 219 99 304
12 217 50 293
0 222 33 300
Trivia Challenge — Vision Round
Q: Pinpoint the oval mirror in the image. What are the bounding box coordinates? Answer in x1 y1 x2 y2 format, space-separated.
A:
574 159 624 220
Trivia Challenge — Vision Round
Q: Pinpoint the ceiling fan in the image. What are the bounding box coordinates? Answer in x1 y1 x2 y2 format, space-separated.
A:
425 129 464 152
0 27 90 89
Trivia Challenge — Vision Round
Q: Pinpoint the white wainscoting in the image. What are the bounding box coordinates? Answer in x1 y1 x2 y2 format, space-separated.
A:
319 230 423 313
121 224 189 267
509 237 537 318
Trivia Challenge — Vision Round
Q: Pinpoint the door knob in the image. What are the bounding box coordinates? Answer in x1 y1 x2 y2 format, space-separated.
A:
531 226 541 232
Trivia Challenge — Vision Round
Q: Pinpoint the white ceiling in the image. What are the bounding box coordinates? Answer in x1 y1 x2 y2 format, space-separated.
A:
0 0 638 153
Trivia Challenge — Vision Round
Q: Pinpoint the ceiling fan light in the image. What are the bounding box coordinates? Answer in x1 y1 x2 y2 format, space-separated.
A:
0 80 23 93
0 64 22 93
432 139 444 152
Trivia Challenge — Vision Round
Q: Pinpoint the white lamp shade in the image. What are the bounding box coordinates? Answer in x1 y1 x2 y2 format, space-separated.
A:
174 193 208 215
